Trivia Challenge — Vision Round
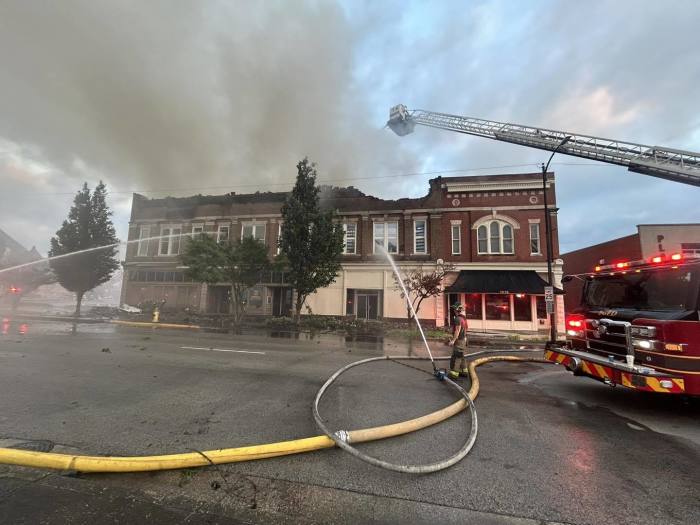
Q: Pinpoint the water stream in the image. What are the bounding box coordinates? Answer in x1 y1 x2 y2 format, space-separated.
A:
378 245 435 365
0 233 190 275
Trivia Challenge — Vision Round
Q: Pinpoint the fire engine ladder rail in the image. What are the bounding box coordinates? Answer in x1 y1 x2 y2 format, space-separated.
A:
405 109 700 187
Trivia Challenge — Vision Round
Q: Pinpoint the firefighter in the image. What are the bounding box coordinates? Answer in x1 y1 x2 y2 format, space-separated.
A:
447 303 469 379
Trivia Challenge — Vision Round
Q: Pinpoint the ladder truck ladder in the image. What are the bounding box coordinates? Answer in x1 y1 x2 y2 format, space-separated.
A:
387 105 700 186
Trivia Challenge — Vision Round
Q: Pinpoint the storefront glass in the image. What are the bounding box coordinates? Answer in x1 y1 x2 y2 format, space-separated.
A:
485 294 510 320
513 294 532 321
464 293 482 319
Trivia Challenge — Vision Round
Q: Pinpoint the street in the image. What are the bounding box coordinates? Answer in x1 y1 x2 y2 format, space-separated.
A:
0 321 698 525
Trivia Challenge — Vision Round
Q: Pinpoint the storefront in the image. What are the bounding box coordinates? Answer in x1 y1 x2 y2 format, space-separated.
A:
444 270 562 331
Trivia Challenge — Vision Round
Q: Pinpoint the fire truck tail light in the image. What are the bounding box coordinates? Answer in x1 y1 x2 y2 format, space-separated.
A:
651 256 664 263
670 253 682 261
659 380 673 389
565 314 585 338
594 265 601 272
615 262 629 269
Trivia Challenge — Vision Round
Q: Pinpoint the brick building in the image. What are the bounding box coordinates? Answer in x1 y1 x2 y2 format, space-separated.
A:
561 223 700 311
120 173 565 332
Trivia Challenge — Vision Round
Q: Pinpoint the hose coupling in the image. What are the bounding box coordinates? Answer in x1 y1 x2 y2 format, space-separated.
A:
334 430 351 444
434 369 447 381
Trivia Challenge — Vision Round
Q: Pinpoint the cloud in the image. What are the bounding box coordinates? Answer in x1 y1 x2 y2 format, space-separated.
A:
0 0 698 256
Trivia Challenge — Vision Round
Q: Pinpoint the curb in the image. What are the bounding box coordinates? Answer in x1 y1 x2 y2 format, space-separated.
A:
110 320 200 330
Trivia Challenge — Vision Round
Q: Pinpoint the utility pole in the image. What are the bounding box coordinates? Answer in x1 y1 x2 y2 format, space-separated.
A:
542 136 571 344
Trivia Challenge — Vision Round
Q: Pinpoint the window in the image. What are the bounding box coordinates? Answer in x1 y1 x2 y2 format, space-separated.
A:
373 221 398 254
530 223 541 254
513 294 532 321
217 225 230 243
159 225 181 255
242 223 266 241
451 224 461 255
485 294 510 320
277 222 282 255
414 220 426 254
489 222 500 253
343 223 357 254
681 242 700 257
137 226 150 256
463 293 482 320
502 225 513 254
477 220 515 254
191 224 204 240
477 225 487 253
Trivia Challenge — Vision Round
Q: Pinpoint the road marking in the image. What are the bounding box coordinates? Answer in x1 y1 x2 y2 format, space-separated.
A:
180 346 266 355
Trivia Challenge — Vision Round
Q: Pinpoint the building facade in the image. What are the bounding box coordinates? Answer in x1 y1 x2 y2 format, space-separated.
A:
120 173 565 332
561 223 700 311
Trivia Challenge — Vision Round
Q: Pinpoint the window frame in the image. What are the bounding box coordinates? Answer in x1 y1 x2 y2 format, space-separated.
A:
343 222 357 254
158 224 182 256
477 220 515 255
529 223 541 255
191 223 204 240
277 222 282 255
137 226 150 257
413 219 427 254
373 221 399 254
217 224 230 244
241 222 266 242
451 224 461 255
502 224 514 254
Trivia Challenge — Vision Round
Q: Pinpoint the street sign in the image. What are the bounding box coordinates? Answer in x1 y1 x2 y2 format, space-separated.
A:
544 286 554 303
546 301 554 315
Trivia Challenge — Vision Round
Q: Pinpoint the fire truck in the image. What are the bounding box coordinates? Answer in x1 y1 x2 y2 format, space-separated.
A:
386 104 700 395
546 253 700 395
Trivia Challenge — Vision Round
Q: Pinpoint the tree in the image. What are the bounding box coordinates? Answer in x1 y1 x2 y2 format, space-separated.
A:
49 182 119 317
393 263 455 322
181 235 270 327
279 158 344 322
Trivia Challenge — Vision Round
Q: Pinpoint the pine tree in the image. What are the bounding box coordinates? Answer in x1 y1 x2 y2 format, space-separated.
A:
279 158 344 322
49 182 119 317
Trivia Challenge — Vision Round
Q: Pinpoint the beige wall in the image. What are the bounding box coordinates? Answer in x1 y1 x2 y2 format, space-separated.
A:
637 224 700 258
124 283 201 310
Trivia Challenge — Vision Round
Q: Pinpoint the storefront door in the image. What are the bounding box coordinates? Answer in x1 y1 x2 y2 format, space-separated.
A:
356 292 379 320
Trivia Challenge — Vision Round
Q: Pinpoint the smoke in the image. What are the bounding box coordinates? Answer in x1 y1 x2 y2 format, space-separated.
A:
0 1 417 194
1 0 698 254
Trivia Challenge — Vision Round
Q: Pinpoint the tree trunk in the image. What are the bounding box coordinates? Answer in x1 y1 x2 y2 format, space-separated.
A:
74 291 84 318
294 293 304 324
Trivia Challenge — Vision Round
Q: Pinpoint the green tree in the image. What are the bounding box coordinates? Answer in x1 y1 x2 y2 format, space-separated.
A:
280 158 344 322
181 235 270 327
49 182 119 317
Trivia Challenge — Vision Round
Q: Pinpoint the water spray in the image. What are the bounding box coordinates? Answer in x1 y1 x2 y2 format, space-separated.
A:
378 245 438 373
0 232 193 276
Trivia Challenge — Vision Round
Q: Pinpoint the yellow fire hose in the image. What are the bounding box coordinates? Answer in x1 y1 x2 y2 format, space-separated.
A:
0 354 547 473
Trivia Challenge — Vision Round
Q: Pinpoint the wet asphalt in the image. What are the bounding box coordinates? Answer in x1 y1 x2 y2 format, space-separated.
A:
0 320 698 524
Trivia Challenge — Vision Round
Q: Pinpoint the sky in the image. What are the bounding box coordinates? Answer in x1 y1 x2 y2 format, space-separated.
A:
1 0 698 256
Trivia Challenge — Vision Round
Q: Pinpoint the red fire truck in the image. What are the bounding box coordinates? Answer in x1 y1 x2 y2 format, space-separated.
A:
545 253 700 395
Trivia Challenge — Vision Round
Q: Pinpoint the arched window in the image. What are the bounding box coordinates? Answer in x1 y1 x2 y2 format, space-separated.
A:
489 222 500 253
502 225 513 254
477 225 487 253
476 220 516 254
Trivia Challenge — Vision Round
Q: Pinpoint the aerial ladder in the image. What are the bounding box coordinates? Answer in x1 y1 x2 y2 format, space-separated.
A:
387 105 700 186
